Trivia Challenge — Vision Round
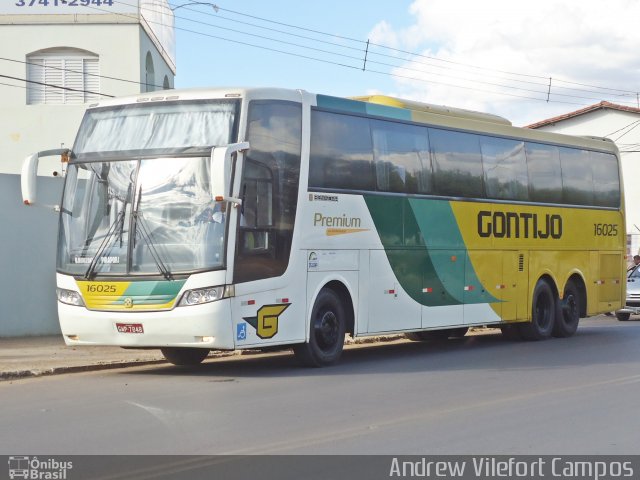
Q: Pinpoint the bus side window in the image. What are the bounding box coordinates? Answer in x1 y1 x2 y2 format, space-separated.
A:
525 142 562 204
429 128 484 198
590 151 620 208
240 160 274 254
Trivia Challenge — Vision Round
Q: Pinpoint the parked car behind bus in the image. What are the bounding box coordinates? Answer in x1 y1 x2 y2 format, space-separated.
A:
616 266 640 321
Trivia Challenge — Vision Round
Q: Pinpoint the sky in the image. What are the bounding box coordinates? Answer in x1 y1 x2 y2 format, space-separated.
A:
171 0 640 126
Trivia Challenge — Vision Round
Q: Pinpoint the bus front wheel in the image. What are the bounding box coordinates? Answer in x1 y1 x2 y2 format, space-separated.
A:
161 347 210 366
519 279 556 341
294 288 346 367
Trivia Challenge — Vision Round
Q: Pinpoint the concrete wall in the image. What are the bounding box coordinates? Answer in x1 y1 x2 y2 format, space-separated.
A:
0 173 64 337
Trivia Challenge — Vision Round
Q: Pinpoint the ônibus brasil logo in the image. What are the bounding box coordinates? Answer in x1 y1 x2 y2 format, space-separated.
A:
8 456 73 479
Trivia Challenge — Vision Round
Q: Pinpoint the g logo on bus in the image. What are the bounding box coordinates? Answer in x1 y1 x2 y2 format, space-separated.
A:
243 304 290 339
124 298 134 309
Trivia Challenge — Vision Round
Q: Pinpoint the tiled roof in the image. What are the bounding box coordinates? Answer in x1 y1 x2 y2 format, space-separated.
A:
526 101 640 129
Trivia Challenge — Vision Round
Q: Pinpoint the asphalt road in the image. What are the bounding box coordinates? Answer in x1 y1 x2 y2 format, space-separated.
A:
1 316 639 455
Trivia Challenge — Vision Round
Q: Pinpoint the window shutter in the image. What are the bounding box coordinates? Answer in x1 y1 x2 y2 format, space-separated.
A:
26 49 100 105
27 59 45 105
64 58 84 104
83 58 100 102
44 58 64 104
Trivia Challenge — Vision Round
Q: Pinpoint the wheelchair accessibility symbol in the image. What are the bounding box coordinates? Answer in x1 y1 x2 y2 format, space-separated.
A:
236 323 247 341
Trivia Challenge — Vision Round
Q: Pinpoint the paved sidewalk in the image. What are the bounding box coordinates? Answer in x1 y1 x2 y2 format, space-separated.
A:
0 336 169 380
0 333 407 381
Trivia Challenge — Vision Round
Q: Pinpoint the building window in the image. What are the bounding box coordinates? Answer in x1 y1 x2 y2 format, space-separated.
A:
27 48 99 105
163 75 170 90
145 52 155 93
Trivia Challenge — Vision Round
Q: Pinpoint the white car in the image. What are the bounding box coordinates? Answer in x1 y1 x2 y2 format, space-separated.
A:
616 266 640 321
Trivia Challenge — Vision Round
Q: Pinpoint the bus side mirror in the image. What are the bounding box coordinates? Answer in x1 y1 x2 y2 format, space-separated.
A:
210 142 249 205
21 148 69 206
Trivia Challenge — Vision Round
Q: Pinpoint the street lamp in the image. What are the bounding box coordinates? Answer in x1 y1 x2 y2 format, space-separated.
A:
170 1 219 12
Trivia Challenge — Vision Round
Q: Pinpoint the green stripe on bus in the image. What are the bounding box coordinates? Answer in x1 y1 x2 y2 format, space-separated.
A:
408 198 498 305
364 196 498 306
122 280 185 297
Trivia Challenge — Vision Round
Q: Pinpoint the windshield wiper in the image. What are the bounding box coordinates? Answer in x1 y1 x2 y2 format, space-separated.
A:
84 181 131 280
131 185 173 280
83 209 126 280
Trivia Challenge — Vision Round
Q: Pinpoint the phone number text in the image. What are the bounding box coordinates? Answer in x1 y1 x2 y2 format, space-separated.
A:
15 0 114 7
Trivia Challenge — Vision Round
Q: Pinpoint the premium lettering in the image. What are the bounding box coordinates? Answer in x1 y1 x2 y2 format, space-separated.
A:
313 213 361 228
478 210 562 239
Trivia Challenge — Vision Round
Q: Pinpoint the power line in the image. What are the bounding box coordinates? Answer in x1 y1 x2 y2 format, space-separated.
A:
614 121 640 142
78 1 640 107
606 119 640 138
0 80 26 90
163 4 639 105
205 2 640 96
159 2 640 105
0 74 113 98
0 56 166 91
166 2 635 100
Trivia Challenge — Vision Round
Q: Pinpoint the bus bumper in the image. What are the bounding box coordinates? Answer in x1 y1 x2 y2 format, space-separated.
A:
57 299 235 350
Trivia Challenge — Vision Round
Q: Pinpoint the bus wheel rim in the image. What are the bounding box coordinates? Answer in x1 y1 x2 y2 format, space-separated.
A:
535 293 552 329
315 311 339 350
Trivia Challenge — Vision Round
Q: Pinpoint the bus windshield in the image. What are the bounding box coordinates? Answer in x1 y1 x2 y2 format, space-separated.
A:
58 157 227 276
57 99 240 277
73 99 238 159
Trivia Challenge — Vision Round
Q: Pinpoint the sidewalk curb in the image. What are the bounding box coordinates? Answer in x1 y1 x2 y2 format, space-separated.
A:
0 335 405 382
0 359 168 381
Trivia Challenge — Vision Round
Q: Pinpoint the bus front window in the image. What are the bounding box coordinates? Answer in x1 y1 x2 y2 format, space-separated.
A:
58 157 227 276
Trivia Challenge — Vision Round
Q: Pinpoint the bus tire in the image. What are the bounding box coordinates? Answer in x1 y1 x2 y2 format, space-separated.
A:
161 347 210 366
405 327 468 342
553 280 580 337
616 312 631 321
293 288 346 367
519 279 556 341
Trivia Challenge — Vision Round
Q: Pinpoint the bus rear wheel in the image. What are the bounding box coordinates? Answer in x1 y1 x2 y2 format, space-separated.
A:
519 279 556 341
293 288 346 367
161 347 210 366
553 280 580 337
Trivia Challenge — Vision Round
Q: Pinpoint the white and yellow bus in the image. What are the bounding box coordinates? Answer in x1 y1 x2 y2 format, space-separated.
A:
22 88 625 367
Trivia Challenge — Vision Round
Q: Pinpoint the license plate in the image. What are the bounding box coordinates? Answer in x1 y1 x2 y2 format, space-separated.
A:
116 323 144 334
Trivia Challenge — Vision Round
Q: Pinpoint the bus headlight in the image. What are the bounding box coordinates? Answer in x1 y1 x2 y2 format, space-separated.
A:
56 288 85 307
178 285 233 306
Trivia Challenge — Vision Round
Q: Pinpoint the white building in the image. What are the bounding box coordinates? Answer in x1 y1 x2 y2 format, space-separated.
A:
528 101 640 256
0 0 175 175
0 0 176 336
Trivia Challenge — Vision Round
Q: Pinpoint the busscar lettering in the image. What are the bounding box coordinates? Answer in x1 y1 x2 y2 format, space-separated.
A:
478 210 562 239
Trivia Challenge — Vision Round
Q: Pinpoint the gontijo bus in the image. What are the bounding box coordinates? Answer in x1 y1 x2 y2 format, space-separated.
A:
21 88 625 367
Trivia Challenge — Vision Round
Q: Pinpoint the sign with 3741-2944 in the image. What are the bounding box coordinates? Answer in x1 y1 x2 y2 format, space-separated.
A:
4 0 138 15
